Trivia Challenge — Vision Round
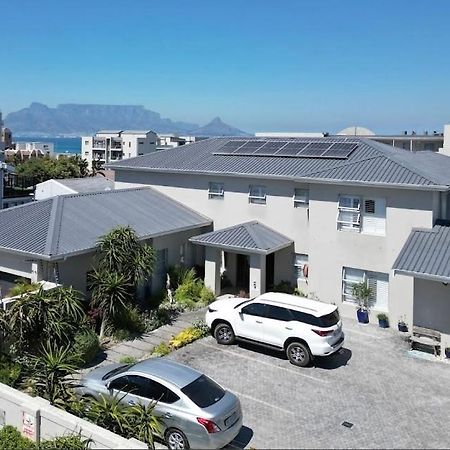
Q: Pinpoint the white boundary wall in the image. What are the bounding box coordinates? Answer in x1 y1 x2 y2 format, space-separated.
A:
0 383 147 449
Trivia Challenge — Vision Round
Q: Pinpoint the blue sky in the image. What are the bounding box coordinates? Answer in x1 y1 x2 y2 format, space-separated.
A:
2 0 450 133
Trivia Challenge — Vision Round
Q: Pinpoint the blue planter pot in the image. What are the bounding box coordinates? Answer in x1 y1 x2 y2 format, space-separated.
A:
378 319 389 328
398 322 408 332
357 309 369 323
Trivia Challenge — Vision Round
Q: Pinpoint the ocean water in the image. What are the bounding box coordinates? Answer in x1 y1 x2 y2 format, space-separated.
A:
15 136 81 154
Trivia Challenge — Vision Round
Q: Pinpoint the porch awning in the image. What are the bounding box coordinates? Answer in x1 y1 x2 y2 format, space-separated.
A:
189 221 293 255
393 220 450 283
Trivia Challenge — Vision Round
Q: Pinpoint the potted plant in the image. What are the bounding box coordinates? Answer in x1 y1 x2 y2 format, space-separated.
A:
398 316 408 332
445 347 450 359
377 313 389 328
352 282 372 324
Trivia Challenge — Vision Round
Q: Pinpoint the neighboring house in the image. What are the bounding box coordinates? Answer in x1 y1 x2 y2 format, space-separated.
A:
0 187 211 297
35 176 115 201
157 134 206 150
6 141 55 161
82 130 157 170
108 136 450 352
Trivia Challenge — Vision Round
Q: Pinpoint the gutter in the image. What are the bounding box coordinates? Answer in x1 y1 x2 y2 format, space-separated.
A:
393 269 450 284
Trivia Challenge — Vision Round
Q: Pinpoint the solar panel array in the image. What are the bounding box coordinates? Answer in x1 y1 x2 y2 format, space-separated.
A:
214 140 358 159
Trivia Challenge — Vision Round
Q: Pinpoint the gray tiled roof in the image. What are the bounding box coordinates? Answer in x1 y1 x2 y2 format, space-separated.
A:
393 220 450 282
0 188 211 260
108 137 450 190
189 221 293 254
56 177 115 193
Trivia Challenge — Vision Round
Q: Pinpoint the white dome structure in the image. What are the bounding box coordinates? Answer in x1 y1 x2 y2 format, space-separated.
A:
338 126 375 136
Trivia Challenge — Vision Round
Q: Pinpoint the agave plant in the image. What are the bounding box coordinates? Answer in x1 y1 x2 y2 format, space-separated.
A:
26 341 80 405
126 401 162 448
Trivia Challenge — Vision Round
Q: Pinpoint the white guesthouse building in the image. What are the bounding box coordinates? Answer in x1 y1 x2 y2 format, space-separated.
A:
106 136 450 351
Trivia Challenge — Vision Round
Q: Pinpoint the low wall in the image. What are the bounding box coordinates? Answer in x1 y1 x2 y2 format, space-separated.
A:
0 383 147 449
1 281 60 310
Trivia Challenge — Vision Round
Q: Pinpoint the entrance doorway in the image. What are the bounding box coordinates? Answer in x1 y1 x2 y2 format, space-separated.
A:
266 253 275 290
236 254 250 291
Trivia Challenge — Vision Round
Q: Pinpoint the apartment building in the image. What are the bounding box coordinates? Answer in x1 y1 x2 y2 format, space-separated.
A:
6 141 55 160
109 136 450 352
81 130 157 169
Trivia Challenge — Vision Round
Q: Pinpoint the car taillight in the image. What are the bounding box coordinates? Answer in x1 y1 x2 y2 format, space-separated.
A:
197 417 221 433
312 329 333 336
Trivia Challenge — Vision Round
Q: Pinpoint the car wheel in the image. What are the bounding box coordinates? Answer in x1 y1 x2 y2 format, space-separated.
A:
165 428 190 450
286 341 311 367
214 322 235 345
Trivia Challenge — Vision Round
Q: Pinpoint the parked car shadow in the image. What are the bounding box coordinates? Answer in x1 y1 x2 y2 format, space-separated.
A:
236 341 287 360
313 348 352 370
227 426 253 449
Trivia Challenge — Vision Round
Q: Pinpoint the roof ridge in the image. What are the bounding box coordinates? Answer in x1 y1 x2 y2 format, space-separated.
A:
362 139 439 186
244 222 264 249
44 196 63 256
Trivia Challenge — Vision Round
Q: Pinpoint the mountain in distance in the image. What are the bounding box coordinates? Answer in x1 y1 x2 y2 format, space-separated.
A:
5 103 248 137
189 117 248 137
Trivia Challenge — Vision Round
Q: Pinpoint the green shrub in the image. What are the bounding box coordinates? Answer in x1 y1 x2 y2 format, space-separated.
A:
0 353 22 387
199 286 216 305
8 280 40 298
39 434 92 449
168 265 197 290
152 342 171 357
113 306 146 334
0 425 36 450
113 328 132 341
377 313 388 321
71 329 100 366
273 280 295 294
142 302 181 332
119 355 137 364
174 277 203 310
293 288 305 297
192 319 210 338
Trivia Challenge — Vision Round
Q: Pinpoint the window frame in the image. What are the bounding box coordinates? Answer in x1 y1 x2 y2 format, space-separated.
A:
293 188 309 207
337 195 361 231
248 185 267 205
293 253 308 281
208 182 224 200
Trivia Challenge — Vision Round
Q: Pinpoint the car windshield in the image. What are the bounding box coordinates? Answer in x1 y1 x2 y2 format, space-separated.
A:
319 310 340 328
102 364 133 381
181 374 225 408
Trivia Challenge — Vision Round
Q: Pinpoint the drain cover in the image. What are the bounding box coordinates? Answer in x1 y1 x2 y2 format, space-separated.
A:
342 421 354 428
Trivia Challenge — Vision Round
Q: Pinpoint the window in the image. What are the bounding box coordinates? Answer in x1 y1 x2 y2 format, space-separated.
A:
249 185 266 205
294 188 309 207
145 379 180 403
84 140 89 145
241 302 268 317
424 143 434 151
290 310 320 326
265 305 292 322
128 142 131 148
337 195 386 235
294 254 308 281
342 267 389 311
208 182 224 200
337 195 361 231
181 375 225 408
156 248 168 276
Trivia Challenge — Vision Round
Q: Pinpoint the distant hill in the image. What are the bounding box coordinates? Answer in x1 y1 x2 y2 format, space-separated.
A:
5 103 247 137
190 117 249 137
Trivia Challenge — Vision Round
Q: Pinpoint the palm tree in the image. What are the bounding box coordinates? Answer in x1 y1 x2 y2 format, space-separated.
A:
88 270 133 338
95 226 156 286
91 159 105 177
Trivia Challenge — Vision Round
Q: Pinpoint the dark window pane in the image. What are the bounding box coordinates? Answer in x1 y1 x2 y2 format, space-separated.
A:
241 303 268 317
290 310 321 326
265 305 292 322
109 376 132 392
181 375 225 408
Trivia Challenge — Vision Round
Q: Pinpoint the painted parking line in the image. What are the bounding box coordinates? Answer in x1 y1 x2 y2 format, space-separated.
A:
198 342 328 384
228 389 295 416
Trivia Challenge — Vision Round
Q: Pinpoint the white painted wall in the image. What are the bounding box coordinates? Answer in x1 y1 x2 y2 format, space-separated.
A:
0 383 147 449
34 179 75 201
114 169 437 322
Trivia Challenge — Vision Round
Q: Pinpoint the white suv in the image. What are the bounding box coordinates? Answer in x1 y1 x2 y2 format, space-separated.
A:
205 292 344 367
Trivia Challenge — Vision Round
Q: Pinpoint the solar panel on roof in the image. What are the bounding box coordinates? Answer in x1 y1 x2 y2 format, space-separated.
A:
233 140 266 154
322 142 358 158
300 142 332 153
217 140 247 152
275 142 311 156
255 141 288 154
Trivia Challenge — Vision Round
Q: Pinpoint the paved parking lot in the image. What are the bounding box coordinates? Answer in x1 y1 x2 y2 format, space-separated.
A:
167 319 450 449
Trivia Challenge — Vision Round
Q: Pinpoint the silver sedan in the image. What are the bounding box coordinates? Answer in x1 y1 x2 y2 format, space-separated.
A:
77 358 243 450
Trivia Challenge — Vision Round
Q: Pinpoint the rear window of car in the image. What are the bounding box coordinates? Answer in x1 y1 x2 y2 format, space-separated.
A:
181 375 225 408
318 310 340 327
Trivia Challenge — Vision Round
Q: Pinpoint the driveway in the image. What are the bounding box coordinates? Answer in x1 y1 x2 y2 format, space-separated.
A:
167 318 450 449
